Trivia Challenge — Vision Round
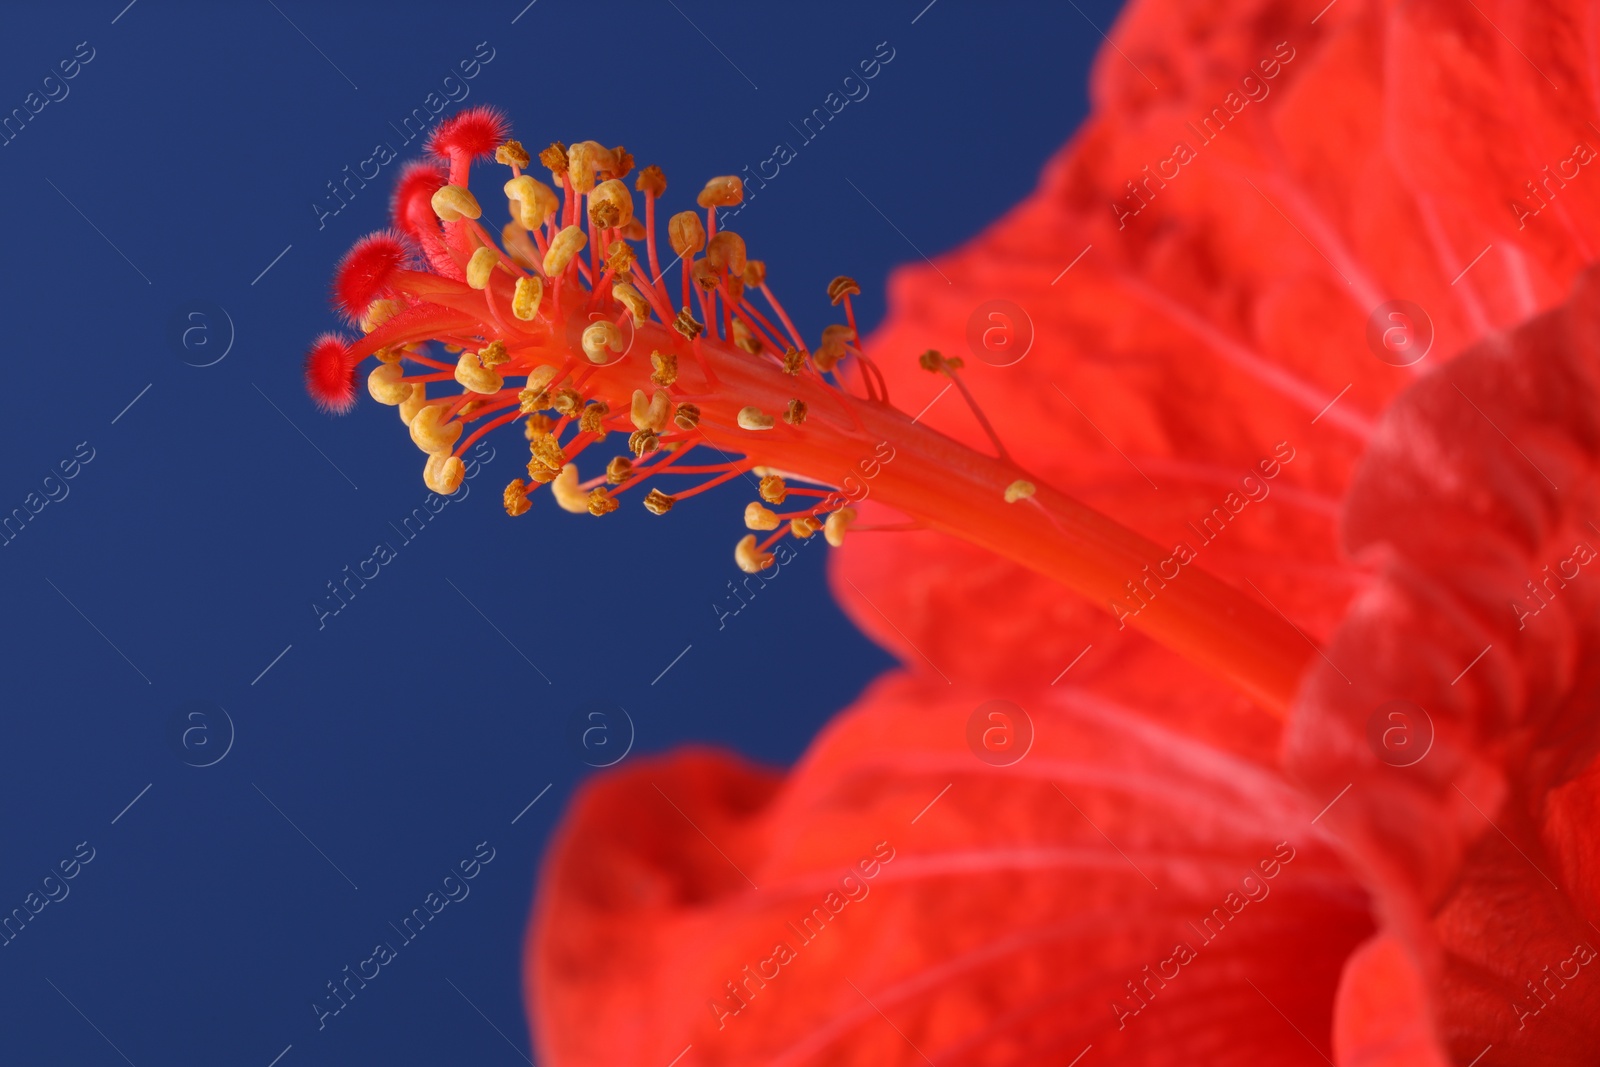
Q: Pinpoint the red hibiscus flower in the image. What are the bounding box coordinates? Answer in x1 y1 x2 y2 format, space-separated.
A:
517 0 1600 1064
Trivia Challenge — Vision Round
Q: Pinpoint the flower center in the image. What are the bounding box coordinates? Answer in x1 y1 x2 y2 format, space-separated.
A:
304 107 1316 715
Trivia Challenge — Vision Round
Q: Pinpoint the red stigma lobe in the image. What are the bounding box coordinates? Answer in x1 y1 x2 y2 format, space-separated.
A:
332 230 411 319
304 334 359 413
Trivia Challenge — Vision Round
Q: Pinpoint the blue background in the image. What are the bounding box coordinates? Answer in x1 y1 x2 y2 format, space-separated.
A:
0 2 1115 1063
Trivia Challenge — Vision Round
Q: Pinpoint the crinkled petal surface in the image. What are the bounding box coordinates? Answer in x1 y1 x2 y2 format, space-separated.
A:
834 0 1600 686
526 0 1600 1062
1286 266 1600 1063
529 654 1372 1066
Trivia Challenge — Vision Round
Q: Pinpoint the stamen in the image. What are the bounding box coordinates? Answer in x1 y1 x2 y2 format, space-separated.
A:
737 406 775 431
424 452 464 494
581 321 624 363
454 351 503 394
368 364 411 405
735 534 775 574
431 184 481 222
304 122 1320 715
824 507 856 547
744 502 780 531
1004 479 1036 503
466 247 499 290
919 349 1012 463
495 140 531 170
552 465 591 513
544 225 587 277
503 478 533 516
410 405 461 454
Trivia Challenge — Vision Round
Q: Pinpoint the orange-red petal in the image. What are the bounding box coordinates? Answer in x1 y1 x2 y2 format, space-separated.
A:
835 0 1600 690
529 656 1372 1065
1287 266 1600 1061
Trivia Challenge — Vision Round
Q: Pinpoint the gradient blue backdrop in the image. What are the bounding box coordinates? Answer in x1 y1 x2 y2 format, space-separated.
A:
0 2 1118 1063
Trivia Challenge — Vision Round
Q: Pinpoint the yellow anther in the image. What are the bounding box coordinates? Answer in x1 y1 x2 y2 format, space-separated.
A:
650 350 678 387
673 307 703 340
673 403 701 431
918 348 964 372
827 276 861 304
361 298 404 333
758 474 787 505
477 340 509 368
1004 479 1036 503
466 246 499 290
527 433 566 478
552 388 582 416
589 179 634 229
706 231 747 275
431 184 481 222
367 363 411 405
586 487 619 516
784 399 808 425
505 174 559 230
735 534 775 574
743 260 766 288
792 515 820 538
824 507 857 547
612 281 650 325
629 389 671 432
503 479 532 517
781 348 805 375
581 320 624 364
567 140 606 194
496 140 531 169
621 218 646 241
519 387 551 414
744 502 780 531
667 211 706 257
643 488 676 516
691 261 720 293
607 240 637 276
579 400 610 437
524 413 555 438
543 224 587 277
399 383 427 425
525 365 559 392
733 318 762 355
551 465 591 513
697 175 744 208
540 141 569 178
605 455 633 484
635 164 667 198
454 350 503 394
607 145 634 178
410 404 461 455
628 428 659 457
513 275 544 321
737 406 775 431
424 452 465 495
816 324 855 371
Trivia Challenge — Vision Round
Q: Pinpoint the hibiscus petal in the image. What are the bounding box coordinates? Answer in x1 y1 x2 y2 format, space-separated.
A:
1332 934 1452 1067
529 655 1372 1065
1285 265 1600 1060
835 0 1600 685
